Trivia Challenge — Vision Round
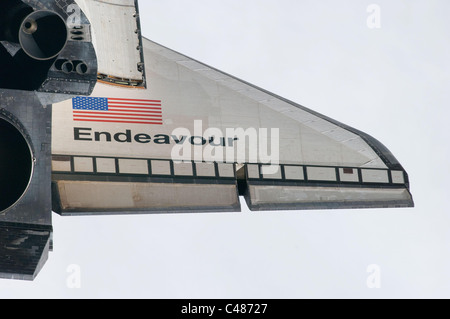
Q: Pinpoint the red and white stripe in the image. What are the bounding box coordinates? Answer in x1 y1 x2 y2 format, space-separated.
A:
73 98 163 125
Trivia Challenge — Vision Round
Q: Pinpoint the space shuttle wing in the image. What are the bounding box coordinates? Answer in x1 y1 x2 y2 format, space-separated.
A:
51 35 414 214
0 0 413 281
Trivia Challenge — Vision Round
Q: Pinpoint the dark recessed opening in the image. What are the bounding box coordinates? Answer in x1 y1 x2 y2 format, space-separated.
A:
236 165 247 196
61 61 74 73
343 168 354 174
19 11 68 60
0 118 33 212
76 62 88 74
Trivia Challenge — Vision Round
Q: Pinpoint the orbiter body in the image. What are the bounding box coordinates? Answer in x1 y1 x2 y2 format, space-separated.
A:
0 0 413 280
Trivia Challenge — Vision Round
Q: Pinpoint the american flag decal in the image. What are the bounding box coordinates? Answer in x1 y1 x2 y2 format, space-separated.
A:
72 97 163 125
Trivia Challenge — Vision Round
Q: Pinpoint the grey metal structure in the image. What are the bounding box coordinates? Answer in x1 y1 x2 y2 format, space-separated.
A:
0 0 97 280
0 0 413 280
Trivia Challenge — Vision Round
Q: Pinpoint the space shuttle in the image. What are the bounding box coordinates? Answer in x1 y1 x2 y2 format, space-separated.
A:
0 0 413 280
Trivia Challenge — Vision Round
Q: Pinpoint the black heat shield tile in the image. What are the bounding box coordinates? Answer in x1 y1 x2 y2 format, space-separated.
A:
0 93 53 280
0 223 51 281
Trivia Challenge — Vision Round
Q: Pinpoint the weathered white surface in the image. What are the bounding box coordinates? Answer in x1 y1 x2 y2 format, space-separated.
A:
57 180 239 211
76 0 142 80
52 38 387 169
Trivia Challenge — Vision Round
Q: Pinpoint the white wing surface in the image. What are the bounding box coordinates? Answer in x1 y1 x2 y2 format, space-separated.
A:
51 38 414 214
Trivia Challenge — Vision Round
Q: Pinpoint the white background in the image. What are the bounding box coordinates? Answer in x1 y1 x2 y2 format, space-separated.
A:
1 0 449 298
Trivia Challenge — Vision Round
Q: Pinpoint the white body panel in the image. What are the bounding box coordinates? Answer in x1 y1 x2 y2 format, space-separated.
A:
75 0 143 82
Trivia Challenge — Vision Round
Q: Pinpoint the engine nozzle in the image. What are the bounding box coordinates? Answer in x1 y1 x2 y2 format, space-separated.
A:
0 0 68 61
0 117 33 212
19 10 68 60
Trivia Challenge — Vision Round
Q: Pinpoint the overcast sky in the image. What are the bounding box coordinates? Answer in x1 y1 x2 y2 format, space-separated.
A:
1 0 449 298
